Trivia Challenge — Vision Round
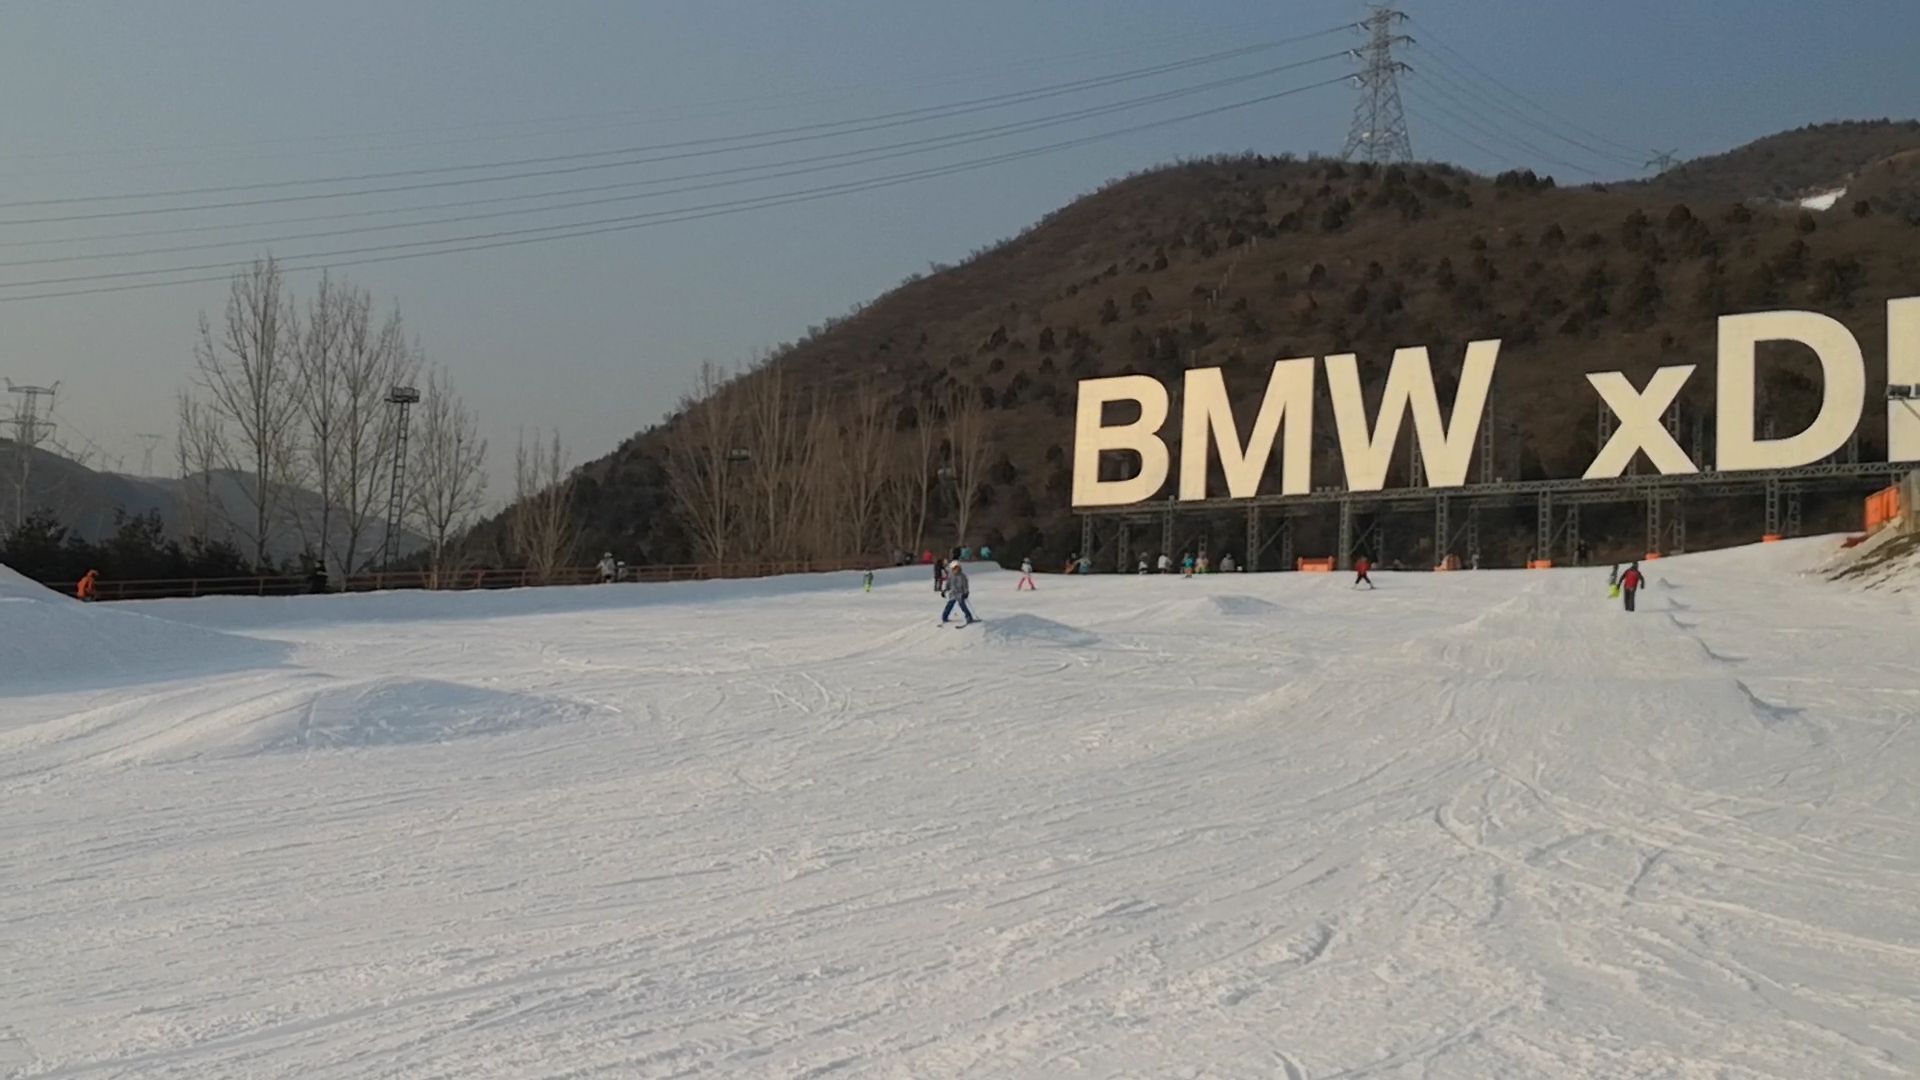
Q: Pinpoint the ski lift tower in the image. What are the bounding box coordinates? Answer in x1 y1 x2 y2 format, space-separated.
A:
381 384 421 569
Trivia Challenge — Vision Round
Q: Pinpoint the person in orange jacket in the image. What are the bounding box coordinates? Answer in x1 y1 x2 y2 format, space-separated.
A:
1352 554 1375 590
76 568 99 602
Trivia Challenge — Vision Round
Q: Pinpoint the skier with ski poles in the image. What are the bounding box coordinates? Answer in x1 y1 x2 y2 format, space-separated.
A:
942 561 978 625
1017 556 1037 591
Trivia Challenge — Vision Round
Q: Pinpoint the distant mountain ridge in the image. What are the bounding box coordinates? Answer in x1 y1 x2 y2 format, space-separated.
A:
0 439 420 569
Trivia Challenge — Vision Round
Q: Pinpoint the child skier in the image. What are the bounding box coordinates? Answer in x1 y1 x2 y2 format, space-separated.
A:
1619 561 1645 612
942 561 977 624
1353 555 1376 589
1181 552 1195 577
1018 557 1037 591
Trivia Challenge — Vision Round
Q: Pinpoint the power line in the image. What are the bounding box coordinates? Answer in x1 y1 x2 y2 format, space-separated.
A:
0 75 1351 304
1402 14 1647 160
1405 41 1643 171
0 15 1350 169
0 28 1356 213
1403 83 1605 179
1399 105 1523 172
0 52 1353 272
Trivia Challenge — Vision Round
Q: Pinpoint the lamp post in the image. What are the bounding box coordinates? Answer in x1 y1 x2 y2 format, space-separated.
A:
381 385 421 571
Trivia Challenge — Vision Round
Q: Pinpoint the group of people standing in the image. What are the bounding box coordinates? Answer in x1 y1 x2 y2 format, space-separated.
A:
1135 551 1238 575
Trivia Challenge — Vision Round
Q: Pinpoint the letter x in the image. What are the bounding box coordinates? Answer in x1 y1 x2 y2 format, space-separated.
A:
1584 365 1699 478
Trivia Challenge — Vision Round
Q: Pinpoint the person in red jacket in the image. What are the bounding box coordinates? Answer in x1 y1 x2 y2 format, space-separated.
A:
1353 554 1375 590
75 568 99 602
1620 561 1645 612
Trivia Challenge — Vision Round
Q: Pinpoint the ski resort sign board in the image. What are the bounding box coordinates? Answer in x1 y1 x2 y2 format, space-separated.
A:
1071 298 1920 508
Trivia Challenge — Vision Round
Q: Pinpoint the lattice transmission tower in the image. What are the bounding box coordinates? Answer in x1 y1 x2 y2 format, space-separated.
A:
1342 5 1414 165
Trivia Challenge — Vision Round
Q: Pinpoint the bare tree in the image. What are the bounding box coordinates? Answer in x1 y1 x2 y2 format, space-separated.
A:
880 395 937 557
663 363 746 566
944 384 991 549
509 429 579 583
174 391 231 543
739 362 813 558
405 366 487 587
288 274 348 567
194 257 300 567
832 379 891 557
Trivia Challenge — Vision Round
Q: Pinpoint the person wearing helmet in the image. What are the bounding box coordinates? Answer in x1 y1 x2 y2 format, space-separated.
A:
597 551 617 583
941 560 977 625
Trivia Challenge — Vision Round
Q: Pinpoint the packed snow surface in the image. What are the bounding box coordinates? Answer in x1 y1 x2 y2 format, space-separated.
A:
4 543 1918 1078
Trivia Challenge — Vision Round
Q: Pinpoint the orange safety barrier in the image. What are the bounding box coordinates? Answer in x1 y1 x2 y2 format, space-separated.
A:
1644 552 1663 560
1864 485 1903 533
1434 554 1461 572
1762 533 1784 543
1296 557 1336 573
1525 559 1554 570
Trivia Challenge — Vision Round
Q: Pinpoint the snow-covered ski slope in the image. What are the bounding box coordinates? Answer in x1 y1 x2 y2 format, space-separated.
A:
4 543 1917 1079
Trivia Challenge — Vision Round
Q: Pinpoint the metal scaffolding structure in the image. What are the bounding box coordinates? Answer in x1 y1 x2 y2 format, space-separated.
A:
1078 460 1908 570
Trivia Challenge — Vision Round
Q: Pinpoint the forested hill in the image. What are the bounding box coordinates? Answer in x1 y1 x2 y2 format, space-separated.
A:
546 127 1920 567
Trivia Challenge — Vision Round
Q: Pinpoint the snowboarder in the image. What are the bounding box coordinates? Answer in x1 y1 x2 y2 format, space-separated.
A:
1353 555 1376 590
942 561 977 624
1018 557 1037 591
934 559 947 595
863 569 875 593
75 568 98 602
1220 553 1236 573
597 552 617 583
1620 561 1645 612
1157 552 1173 574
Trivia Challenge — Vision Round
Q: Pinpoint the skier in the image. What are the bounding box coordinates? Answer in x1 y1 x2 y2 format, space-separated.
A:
1063 553 1079 575
75 568 99 602
1196 553 1211 574
980 545 993 562
1620 561 1645 612
863 569 875 593
960 545 974 562
597 551 617 583
1608 562 1621 586
934 558 947 595
1018 557 1037 591
1353 554 1376 590
1137 555 1150 575
1181 552 1195 577
942 561 977 625
1157 552 1173 574
1220 553 1236 573
1077 554 1092 575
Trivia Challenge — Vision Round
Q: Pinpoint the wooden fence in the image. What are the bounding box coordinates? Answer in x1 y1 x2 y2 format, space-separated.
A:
51 556 883 602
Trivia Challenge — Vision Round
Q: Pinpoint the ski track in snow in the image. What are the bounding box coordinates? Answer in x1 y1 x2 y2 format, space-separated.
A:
3 542 1918 1078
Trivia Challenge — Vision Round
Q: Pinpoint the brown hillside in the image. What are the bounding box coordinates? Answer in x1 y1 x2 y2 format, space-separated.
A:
548 146 1920 568
1625 120 1920 208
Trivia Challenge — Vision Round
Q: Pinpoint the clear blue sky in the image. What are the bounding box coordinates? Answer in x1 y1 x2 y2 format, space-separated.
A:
3 0 1914 494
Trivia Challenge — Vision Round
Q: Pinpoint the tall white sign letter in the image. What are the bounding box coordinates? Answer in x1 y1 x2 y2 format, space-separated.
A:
1072 375 1170 507
1716 311 1865 471
1326 340 1500 491
1179 358 1315 499
1583 366 1699 478
1891 297 1920 463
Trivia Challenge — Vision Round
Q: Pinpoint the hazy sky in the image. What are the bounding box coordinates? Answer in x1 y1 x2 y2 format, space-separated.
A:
3 0 1915 497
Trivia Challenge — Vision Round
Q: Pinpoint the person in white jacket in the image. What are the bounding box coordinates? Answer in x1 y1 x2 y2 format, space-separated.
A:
1017 557 1037 591
597 552 617 583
